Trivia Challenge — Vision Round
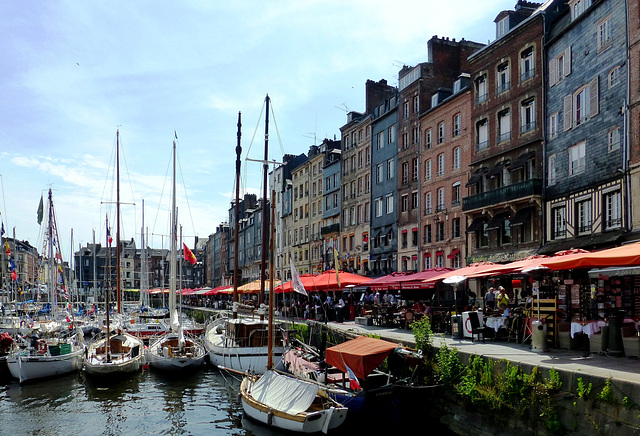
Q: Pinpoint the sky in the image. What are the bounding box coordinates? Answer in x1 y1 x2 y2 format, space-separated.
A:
0 0 515 258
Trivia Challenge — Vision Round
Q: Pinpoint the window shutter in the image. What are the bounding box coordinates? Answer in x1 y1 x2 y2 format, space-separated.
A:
549 59 557 87
564 47 571 76
563 95 572 131
589 76 599 118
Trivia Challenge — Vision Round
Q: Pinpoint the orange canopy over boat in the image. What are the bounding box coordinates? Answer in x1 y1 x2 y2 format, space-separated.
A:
324 336 397 380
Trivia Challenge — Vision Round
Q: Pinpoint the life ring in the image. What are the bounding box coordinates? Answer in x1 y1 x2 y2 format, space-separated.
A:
37 339 47 353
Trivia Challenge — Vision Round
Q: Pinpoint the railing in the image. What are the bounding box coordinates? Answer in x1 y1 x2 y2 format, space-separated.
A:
475 93 487 105
463 179 542 211
475 140 489 152
497 131 511 143
496 82 510 94
320 223 340 235
520 121 536 134
520 69 535 82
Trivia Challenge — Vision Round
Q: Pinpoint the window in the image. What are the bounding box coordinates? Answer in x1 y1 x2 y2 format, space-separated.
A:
609 66 622 87
553 206 566 239
597 17 612 52
425 129 432 149
376 129 383 149
575 86 590 126
498 109 511 143
436 252 445 268
412 158 419 181
569 141 586 175
549 47 571 87
475 74 487 105
576 199 592 234
364 202 370 222
424 192 432 215
412 127 420 145
375 198 383 217
436 222 445 242
452 218 461 239
437 188 445 212
424 224 432 244
325 176 330 191
413 95 419 114
401 232 408 249
402 162 409 185
520 98 535 133
453 114 461 137
438 122 445 144
437 153 445 175
609 127 621 152
357 177 363 196
476 222 489 248
499 219 511 245
412 228 418 247
402 132 409 149
497 62 510 94
497 16 508 38
404 101 409 119
388 125 395 144
376 163 384 184
476 119 488 151
412 191 418 210
604 190 622 229
385 194 394 214
570 0 591 20
520 46 534 82
401 194 408 212
387 159 394 180
452 147 460 170
565 78 598 130
547 153 557 186
549 113 559 139
425 159 432 180
452 182 460 206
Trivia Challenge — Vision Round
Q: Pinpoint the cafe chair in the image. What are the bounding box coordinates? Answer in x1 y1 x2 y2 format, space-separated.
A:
558 322 583 350
620 325 640 358
400 310 414 330
468 311 490 343
588 326 609 355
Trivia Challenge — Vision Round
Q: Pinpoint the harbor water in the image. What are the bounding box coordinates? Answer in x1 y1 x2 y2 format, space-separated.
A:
0 364 455 435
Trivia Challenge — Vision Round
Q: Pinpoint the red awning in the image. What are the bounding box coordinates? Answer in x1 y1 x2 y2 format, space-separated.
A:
402 229 408 234
325 336 397 380
447 249 460 259
436 250 444 256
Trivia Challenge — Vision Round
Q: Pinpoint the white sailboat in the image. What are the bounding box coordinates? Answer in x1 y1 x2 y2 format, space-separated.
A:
84 129 145 376
147 134 205 372
7 189 85 383
204 105 285 374
239 95 347 433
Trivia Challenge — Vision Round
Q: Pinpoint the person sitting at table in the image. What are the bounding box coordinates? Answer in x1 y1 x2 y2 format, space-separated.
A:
412 301 425 313
373 291 381 305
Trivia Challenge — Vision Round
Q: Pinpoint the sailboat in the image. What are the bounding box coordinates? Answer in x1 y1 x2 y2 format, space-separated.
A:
6 189 85 383
236 95 348 433
146 134 206 371
204 103 286 374
84 129 145 376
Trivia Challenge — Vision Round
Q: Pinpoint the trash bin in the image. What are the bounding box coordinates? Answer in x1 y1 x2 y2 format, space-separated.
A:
531 319 547 352
606 309 625 357
451 314 463 339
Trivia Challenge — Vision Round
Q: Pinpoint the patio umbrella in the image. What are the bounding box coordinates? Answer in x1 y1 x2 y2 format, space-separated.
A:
359 271 414 291
422 262 501 284
540 243 640 270
309 270 369 291
397 267 453 289
273 274 317 293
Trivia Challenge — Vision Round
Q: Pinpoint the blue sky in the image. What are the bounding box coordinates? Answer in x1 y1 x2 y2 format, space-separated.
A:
0 0 513 257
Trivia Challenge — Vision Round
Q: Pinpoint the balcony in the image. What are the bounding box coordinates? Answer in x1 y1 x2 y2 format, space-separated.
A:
463 179 542 211
321 223 340 236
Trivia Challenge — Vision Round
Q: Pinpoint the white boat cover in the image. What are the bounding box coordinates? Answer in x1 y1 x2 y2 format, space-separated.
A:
250 370 319 415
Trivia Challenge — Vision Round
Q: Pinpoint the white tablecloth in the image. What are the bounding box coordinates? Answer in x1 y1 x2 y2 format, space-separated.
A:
571 321 607 338
485 317 508 332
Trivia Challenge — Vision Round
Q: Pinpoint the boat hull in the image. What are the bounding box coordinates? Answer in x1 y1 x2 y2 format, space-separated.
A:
147 335 206 371
206 332 284 374
7 348 84 383
84 333 145 377
240 376 348 433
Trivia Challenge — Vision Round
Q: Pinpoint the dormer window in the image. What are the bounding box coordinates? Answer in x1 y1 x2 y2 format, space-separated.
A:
497 16 509 38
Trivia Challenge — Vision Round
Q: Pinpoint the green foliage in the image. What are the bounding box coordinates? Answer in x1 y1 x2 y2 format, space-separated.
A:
597 379 615 404
577 378 592 400
290 323 309 343
410 316 433 355
546 368 562 392
622 396 632 409
434 345 464 385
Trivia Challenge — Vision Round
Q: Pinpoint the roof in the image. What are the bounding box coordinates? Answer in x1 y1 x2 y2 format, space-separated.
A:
325 336 397 380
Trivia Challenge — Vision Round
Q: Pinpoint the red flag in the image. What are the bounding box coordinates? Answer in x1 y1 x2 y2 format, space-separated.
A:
11 270 17 281
107 226 113 245
183 243 197 265
345 364 361 390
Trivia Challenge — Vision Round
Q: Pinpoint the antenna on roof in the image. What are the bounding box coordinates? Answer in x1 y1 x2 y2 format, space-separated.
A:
334 103 350 113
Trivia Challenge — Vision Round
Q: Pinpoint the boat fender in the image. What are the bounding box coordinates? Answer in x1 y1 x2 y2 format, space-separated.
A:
267 409 273 426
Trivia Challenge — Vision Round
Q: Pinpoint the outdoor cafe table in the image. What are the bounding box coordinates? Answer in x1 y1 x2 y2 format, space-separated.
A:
570 321 607 338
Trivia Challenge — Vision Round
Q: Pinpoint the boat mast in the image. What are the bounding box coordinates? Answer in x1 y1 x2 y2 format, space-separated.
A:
47 189 56 317
267 189 276 370
259 95 270 309
116 129 122 314
169 138 177 332
233 111 242 320
105 213 111 361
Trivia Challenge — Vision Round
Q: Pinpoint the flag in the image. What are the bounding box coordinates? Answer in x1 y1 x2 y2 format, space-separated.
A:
290 258 307 296
0 222 4 238
11 270 17 281
333 248 341 287
345 364 361 390
183 243 197 265
4 241 9 256
37 194 44 225
107 226 113 245
8 258 15 271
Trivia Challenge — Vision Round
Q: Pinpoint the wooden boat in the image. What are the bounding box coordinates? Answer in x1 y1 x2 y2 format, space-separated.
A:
237 96 348 433
147 135 205 372
84 130 145 377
